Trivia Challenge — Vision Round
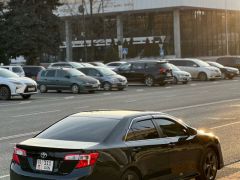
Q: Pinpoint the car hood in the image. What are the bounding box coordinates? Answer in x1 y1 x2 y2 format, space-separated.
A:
73 75 99 83
173 70 191 76
106 74 126 79
8 77 37 85
225 66 239 72
205 66 219 71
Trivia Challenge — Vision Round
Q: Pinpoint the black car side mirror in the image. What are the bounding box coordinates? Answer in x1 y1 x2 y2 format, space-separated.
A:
65 75 70 79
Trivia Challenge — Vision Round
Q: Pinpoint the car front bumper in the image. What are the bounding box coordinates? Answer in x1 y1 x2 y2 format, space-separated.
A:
11 85 38 96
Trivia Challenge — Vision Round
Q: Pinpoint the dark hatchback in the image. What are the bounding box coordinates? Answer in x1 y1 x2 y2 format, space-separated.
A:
10 110 223 180
78 67 128 91
117 60 173 86
37 68 100 94
216 56 240 71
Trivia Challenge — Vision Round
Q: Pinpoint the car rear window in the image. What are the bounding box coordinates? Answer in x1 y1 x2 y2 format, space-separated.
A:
12 67 24 73
36 116 119 142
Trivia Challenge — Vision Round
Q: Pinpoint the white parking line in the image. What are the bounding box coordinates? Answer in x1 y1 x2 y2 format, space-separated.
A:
103 93 112 95
0 175 9 179
126 100 138 103
190 84 197 86
211 121 240 130
19 101 32 105
11 110 61 118
64 96 74 100
136 89 144 92
165 87 172 89
0 131 40 141
161 98 240 112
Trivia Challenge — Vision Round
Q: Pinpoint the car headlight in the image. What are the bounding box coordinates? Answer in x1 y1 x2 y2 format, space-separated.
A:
111 78 119 83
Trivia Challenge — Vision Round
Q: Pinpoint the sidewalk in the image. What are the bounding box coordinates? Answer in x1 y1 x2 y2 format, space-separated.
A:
218 161 240 179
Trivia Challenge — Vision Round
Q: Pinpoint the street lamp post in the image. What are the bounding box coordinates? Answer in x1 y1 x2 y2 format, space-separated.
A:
225 0 229 55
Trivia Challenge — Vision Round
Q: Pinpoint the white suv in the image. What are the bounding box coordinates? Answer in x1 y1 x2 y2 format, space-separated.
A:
167 58 222 81
1 65 25 77
0 68 38 100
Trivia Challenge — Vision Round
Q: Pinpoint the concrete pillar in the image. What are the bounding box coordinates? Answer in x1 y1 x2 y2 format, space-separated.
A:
65 19 73 62
173 9 181 58
117 15 123 44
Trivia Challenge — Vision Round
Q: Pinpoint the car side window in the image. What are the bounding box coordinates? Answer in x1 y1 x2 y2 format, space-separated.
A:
154 118 188 137
56 70 68 78
126 120 159 141
46 70 56 77
132 63 145 70
186 61 198 67
119 63 131 71
88 69 101 76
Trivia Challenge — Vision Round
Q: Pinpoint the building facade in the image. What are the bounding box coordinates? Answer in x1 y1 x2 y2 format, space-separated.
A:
56 0 240 61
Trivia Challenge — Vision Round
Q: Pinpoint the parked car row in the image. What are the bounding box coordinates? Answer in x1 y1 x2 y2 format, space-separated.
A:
0 57 239 100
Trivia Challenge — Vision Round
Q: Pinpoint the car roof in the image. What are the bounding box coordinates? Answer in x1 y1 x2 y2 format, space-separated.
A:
127 59 168 63
70 110 165 120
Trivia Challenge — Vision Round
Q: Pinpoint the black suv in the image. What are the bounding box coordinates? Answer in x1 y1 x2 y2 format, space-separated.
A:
22 66 45 80
117 60 173 86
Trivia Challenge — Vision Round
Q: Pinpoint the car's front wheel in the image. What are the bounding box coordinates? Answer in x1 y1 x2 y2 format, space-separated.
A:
21 94 31 99
196 148 218 180
71 84 80 94
121 170 140 180
198 72 208 81
39 85 47 93
103 82 112 91
0 86 11 100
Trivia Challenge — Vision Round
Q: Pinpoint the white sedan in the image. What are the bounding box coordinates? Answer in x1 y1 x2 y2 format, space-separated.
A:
0 68 38 100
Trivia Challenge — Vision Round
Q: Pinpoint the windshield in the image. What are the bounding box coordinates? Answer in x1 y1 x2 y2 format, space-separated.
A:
169 63 181 71
71 62 85 68
36 116 119 142
98 67 116 76
195 60 211 67
208 62 224 68
67 68 85 76
12 67 24 73
0 68 19 78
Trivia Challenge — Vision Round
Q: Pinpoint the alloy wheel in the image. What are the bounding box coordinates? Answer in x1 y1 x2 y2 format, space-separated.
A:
103 82 111 91
39 85 47 93
71 84 79 94
203 151 218 180
145 76 154 87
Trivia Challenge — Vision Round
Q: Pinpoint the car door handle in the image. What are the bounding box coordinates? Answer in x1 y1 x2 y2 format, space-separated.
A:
168 143 176 148
132 147 142 152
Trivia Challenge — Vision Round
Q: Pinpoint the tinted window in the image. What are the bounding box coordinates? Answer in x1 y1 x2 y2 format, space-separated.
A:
155 119 187 137
169 60 187 66
36 117 119 142
52 63 71 68
132 63 145 70
46 70 56 77
12 67 24 73
56 70 69 78
126 120 159 141
186 61 198 67
78 68 89 75
88 69 101 76
119 63 131 71
145 62 157 69
40 70 47 77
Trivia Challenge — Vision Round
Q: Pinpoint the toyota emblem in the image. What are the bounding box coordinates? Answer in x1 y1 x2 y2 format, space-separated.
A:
40 152 48 159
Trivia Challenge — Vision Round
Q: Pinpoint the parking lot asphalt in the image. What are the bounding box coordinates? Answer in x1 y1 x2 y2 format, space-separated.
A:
0 78 240 179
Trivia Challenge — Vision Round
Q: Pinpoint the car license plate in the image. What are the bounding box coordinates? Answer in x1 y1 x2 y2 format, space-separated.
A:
28 87 35 92
36 159 54 172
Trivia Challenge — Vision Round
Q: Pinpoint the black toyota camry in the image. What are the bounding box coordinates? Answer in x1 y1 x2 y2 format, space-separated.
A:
10 110 223 180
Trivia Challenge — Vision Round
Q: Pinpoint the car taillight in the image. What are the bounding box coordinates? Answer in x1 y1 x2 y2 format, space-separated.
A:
159 68 167 74
64 153 99 169
12 147 26 164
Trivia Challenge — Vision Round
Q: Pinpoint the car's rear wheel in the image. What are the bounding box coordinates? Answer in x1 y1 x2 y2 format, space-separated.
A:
198 72 208 81
71 84 79 94
21 94 31 99
196 148 218 180
39 85 47 93
159 81 166 86
118 87 125 91
0 86 11 100
173 76 178 84
145 76 154 87
103 82 112 91
183 81 188 84
121 170 140 180
88 90 95 93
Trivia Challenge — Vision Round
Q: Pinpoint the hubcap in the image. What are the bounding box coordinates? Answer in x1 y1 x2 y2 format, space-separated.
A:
145 77 153 86
72 85 79 94
104 83 111 90
40 85 46 92
204 152 217 180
